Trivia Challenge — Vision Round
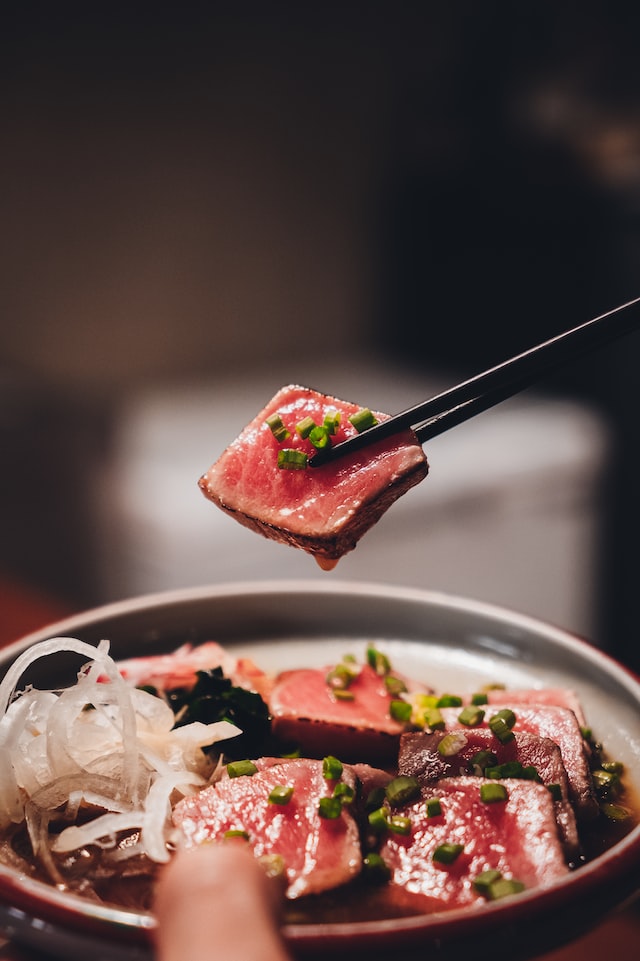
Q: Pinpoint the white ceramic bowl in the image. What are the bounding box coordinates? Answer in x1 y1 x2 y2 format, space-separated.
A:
0 580 638 961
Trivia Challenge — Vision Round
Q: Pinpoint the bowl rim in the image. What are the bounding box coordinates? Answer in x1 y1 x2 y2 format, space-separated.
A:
0 578 638 953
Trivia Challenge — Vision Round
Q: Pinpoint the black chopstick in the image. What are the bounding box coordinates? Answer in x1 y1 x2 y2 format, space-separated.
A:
309 294 640 466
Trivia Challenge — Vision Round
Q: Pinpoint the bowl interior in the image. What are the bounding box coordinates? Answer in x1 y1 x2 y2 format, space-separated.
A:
0 579 638 961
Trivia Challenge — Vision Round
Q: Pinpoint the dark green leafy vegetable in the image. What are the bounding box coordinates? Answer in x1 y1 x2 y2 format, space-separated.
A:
168 668 272 760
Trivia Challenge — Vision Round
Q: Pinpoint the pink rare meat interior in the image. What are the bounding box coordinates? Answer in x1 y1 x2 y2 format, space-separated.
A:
198 385 429 566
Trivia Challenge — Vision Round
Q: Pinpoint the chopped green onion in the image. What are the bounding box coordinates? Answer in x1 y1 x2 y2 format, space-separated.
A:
277 448 308 470
432 843 464 864
485 877 526 901
365 786 386 812
423 707 445 730
268 785 294 805
265 413 291 442
227 759 258 778
547 783 563 802
349 407 378 432
309 425 330 449
457 705 486 726
472 868 503 894
333 782 355 805
413 693 439 709
425 797 442 817
592 768 621 797
367 807 389 834
480 782 508 803
332 689 355 701
318 796 343 819
471 692 489 705
601 802 632 821
224 829 250 840
438 731 468 756
326 663 356 690
522 765 542 781
601 760 624 775
488 711 516 744
323 410 341 434
390 699 412 723
468 750 498 775
385 775 420 807
388 815 412 836
384 675 408 696
362 852 391 882
367 646 391 676
580 725 593 742
436 694 463 708
491 708 517 728
485 760 525 779
322 755 343 780
295 416 316 438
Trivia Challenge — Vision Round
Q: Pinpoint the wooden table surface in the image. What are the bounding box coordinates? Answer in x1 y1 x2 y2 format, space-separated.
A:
0 575 638 961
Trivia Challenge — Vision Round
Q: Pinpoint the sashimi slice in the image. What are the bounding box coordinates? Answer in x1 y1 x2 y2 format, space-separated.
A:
198 385 428 566
380 776 569 912
172 757 361 898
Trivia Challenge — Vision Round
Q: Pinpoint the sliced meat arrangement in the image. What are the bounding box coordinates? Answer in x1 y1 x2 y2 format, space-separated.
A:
379 776 570 912
438 705 598 821
172 757 361 899
113 641 270 695
398 729 580 861
268 662 415 763
472 688 587 727
198 384 428 567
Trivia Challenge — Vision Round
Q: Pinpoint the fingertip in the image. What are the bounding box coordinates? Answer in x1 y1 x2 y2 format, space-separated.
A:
153 842 291 961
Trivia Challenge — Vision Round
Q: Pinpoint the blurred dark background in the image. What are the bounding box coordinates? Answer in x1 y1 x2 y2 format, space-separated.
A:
1 3 640 670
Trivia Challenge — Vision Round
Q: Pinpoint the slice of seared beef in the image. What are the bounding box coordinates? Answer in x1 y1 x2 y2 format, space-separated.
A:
269 664 411 763
198 384 428 566
398 729 580 861
380 776 569 912
475 688 586 727
438 704 598 820
172 757 361 899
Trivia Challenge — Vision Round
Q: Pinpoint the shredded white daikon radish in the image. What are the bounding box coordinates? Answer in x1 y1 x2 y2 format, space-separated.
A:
0 637 241 866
